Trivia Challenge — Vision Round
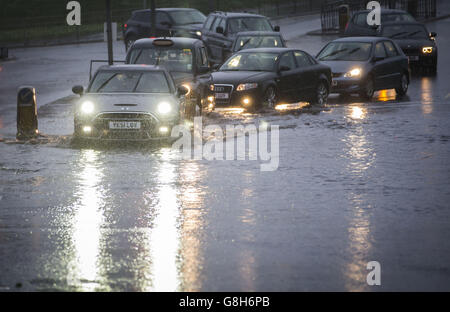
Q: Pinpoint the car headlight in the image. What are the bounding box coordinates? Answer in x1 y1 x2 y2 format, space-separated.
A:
344 68 362 78
158 102 172 114
209 84 215 91
422 46 433 54
195 31 202 37
236 83 258 91
80 101 94 114
181 83 191 96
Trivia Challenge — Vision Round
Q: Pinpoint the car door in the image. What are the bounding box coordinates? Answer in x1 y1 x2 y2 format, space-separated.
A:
202 16 221 63
372 41 391 90
293 51 318 100
383 40 403 87
135 11 151 37
276 52 298 102
208 17 228 63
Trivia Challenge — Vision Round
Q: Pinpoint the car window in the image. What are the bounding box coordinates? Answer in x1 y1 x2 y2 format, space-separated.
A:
279 52 296 71
382 13 415 23
200 47 208 66
234 35 283 52
220 52 278 71
316 42 372 61
227 17 273 34
129 48 194 73
354 13 368 26
384 41 399 57
374 42 387 58
89 71 170 93
381 24 428 39
204 15 215 30
294 51 312 67
168 10 206 26
211 17 222 32
156 12 171 25
134 12 149 23
218 18 226 33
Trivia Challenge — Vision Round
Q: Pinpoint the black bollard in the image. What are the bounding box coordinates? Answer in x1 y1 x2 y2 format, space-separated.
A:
17 86 38 140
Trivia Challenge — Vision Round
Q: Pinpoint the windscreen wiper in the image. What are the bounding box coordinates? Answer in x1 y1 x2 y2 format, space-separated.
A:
96 73 118 92
318 48 348 60
389 31 409 38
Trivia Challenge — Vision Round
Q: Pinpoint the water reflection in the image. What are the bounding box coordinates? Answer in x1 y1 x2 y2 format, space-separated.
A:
68 149 105 291
376 89 397 102
421 77 433 114
343 108 375 291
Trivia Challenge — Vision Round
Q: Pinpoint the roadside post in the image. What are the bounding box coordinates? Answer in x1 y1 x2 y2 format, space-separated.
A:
16 86 38 140
106 0 113 65
338 4 350 35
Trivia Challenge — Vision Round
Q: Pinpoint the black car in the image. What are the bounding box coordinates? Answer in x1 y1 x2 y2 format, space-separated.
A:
344 9 415 37
231 31 286 53
126 37 213 114
201 12 280 65
123 8 206 51
207 48 331 112
378 21 437 73
316 37 409 99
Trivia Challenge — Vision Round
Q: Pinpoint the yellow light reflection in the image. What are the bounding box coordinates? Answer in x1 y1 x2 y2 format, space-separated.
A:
421 77 433 114
68 149 104 291
275 102 309 111
376 89 396 102
215 107 245 114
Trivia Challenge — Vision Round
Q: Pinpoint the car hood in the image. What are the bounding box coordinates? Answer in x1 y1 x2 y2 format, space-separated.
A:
76 93 180 120
211 71 270 85
319 61 368 74
392 38 436 49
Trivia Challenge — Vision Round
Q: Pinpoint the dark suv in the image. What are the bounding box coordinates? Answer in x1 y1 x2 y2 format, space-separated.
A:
123 8 206 51
201 12 280 65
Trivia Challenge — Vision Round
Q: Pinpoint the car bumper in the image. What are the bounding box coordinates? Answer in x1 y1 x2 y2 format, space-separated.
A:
330 77 364 94
75 112 178 140
210 88 263 109
406 54 437 67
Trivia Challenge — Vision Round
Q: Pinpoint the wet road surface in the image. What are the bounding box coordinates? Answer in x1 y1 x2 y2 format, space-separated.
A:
1 18 450 291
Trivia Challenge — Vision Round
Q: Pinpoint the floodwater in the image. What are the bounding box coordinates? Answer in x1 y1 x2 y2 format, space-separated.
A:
1 18 450 291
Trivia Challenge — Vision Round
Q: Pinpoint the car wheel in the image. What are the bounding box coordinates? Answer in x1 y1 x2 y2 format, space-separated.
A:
359 76 374 100
125 37 136 51
395 73 409 96
311 81 328 105
263 86 278 109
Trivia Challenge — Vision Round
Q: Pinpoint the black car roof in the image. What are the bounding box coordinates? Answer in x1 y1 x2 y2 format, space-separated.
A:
235 31 281 36
209 11 267 18
133 8 201 13
237 47 296 53
353 8 411 14
332 36 387 43
132 37 202 49
97 64 169 72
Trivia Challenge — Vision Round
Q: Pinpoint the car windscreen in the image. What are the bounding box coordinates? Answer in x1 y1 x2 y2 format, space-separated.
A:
128 48 194 73
168 10 206 25
227 18 273 34
317 42 373 61
89 71 170 93
220 52 278 71
381 24 428 39
234 35 283 52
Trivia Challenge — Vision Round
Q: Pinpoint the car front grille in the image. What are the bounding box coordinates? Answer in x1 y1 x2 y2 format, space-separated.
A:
92 112 158 139
213 84 234 105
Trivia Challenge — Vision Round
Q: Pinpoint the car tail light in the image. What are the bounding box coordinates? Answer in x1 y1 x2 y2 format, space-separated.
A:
345 22 349 31
124 24 127 28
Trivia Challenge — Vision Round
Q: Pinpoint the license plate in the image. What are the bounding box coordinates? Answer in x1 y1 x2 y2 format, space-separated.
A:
408 55 419 61
109 121 141 129
215 92 229 99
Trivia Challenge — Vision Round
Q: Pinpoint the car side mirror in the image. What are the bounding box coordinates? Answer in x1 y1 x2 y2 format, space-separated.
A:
274 25 280 32
177 85 189 97
216 26 224 34
198 65 210 74
72 85 84 95
279 65 290 72
430 32 437 38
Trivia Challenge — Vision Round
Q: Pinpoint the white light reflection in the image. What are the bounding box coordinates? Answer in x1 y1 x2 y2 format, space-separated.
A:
421 77 433 114
147 148 181 291
68 149 105 291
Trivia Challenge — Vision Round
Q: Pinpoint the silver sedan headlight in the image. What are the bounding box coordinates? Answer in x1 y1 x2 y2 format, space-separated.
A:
236 83 258 91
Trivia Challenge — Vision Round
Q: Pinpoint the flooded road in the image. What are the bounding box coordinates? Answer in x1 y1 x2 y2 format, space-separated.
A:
1 18 450 291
